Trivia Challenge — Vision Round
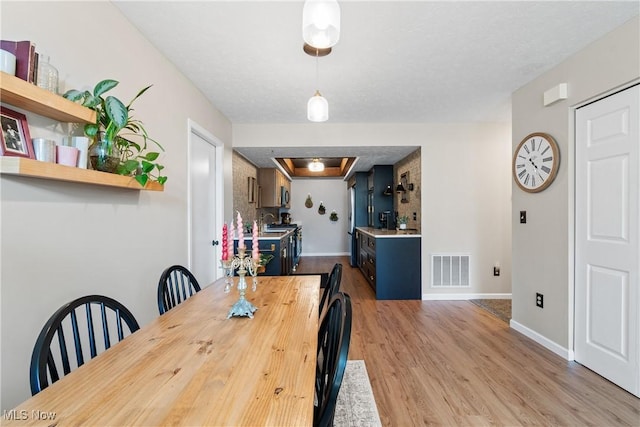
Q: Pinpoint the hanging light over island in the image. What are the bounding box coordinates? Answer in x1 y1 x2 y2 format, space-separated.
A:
302 0 341 49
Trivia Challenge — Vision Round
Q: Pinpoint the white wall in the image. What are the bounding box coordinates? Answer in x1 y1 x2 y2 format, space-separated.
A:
511 16 639 352
0 2 232 409
290 179 349 256
234 122 512 297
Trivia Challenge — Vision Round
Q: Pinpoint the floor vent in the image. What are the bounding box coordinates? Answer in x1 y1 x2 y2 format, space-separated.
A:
431 254 470 287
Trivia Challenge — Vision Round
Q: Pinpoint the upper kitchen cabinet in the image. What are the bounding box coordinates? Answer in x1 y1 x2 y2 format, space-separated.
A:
258 168 291 208
367 165 393 228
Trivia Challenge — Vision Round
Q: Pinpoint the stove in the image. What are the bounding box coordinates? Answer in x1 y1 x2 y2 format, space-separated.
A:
267 223 298 229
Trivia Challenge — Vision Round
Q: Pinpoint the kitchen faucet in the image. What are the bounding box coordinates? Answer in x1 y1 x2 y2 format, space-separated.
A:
259 213 277 231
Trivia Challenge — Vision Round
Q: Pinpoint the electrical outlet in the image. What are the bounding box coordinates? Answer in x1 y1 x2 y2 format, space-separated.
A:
493 266 500 276
536 293 544 308
413 212 417 220
520 211 527 224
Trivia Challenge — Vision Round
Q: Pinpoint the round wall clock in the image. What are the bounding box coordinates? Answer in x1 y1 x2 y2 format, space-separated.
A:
512 132 560 193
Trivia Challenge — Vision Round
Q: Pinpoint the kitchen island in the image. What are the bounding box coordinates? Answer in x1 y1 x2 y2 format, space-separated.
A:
234 229 295 275
356 227 422 300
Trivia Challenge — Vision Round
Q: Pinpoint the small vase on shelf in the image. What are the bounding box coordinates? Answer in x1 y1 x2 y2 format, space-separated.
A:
89 133 120 173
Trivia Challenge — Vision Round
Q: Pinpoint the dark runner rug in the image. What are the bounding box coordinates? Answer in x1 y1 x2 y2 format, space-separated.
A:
469 299 512 323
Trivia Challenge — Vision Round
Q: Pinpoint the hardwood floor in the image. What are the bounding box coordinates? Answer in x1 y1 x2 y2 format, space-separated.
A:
296 256 640 426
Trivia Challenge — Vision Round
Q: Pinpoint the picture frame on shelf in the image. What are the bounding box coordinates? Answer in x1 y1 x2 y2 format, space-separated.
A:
0 106 33 159
248 176 257 203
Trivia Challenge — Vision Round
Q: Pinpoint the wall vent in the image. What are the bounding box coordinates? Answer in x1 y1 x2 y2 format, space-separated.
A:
431 254 470 287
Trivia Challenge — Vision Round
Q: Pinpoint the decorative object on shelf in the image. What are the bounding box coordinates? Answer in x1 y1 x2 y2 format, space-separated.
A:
318 202 326 215
512 132 560 193
305 194 313 208
36 54 58 94
0 49 16 75
302 0 341 49
31 138 55 162
396 171 413 203
63 79 167 186
329 210 338 222
0 106 34 159
56 145 79 167
248 176 257 203
397 214 409 230
89 131 121 173
0 40 36 83
220 212 260 318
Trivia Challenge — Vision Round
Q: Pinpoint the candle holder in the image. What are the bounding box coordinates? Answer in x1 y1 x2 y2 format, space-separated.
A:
224 247 259 319
219 259 234 293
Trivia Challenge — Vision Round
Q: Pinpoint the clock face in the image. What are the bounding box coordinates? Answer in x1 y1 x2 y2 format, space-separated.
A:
512 132 560 193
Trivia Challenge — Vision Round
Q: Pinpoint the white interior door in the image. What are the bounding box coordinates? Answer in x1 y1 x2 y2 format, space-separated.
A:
189 120 224 286
575 84 639 397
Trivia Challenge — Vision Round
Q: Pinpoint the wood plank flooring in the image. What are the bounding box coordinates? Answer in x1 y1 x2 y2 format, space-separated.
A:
296 256 640 426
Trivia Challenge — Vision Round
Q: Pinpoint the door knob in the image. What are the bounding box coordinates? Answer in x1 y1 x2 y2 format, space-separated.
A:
212 240 219 246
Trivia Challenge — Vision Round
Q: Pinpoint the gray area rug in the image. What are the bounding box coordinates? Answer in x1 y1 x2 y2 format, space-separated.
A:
334 360 382 427
469 299 512 323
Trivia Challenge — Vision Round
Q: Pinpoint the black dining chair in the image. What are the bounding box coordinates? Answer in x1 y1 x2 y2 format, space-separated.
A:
314 292 353 427
157 265 202 315
318 263 342 318
29 294 140 395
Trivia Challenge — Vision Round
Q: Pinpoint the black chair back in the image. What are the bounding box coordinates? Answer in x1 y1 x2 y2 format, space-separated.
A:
157 265 202 314
314 292 352 427
318 263 342 317
30 295 139 395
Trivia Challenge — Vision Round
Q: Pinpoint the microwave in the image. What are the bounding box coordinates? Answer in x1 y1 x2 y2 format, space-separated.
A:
280 186 290 207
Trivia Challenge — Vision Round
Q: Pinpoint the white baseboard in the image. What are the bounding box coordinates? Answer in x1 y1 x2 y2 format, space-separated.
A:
422 293 512 300
510 320 574 361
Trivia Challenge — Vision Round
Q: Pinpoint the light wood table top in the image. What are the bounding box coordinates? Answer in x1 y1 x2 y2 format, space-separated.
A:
6 275 320 426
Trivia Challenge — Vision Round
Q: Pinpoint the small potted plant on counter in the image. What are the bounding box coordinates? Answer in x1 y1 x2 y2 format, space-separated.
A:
63 79 167 187
398 214 409 230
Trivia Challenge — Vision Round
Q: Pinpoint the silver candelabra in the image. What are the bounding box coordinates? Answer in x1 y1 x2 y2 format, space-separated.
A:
220 247 259 318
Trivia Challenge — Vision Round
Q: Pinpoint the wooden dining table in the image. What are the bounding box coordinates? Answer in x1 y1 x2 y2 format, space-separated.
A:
6 275 320 426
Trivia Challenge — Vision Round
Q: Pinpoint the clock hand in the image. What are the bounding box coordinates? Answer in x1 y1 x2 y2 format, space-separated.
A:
529 158 539 170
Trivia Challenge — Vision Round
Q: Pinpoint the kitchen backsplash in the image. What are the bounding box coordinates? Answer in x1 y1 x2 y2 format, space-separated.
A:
394 147 421 232
232 150 258 225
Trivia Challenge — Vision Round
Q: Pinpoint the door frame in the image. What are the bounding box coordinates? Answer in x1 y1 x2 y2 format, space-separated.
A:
571 79 640 359
187 119 225 274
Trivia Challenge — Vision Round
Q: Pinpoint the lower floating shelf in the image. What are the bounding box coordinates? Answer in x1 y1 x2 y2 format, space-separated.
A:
0 157 164 191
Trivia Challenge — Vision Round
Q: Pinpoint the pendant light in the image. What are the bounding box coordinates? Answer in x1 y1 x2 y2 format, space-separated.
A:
307 50 328 122
302 0 341 49
308 90 328 122
308 158 325 172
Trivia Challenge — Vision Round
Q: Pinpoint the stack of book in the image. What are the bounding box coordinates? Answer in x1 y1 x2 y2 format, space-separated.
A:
0 40 37 83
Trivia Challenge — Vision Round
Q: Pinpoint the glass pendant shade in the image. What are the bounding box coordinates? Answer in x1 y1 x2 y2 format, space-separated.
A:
308 158 325 172
307 90 329 122
302 0 341 49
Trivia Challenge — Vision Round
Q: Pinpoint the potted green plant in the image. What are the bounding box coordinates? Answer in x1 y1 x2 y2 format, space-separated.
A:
63 79 167 187
398 214 409 229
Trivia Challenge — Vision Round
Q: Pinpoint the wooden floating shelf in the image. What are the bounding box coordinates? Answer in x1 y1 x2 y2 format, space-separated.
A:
0 157 164 191
0 72 96 123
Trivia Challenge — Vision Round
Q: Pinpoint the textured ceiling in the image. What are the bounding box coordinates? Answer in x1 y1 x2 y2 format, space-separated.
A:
113 1 639 172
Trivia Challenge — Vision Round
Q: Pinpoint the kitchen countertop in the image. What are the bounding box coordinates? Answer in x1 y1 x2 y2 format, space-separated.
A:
356 226 421 238
234 229 295 240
